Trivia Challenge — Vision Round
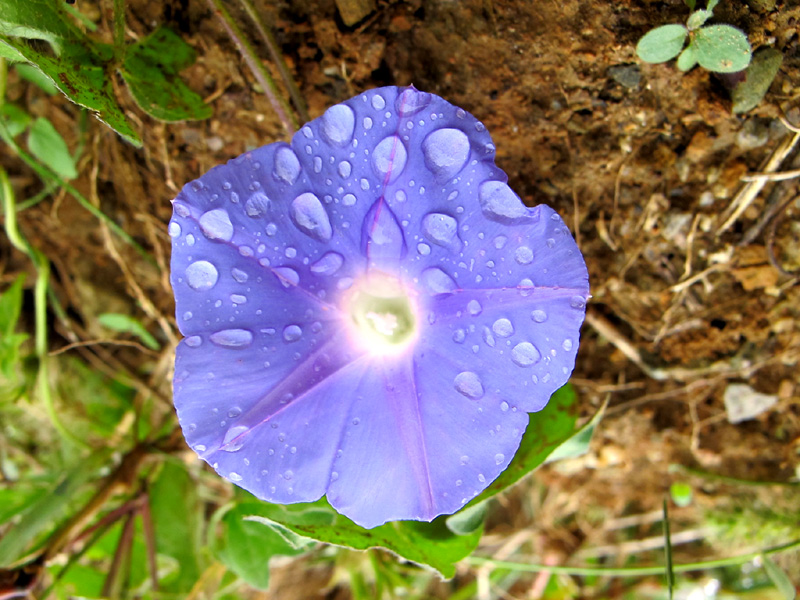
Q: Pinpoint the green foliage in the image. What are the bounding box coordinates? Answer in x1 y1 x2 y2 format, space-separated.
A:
27 117 78 180
636 1 752 74
0 0 211 146
762 555 796 600
0 274 29 403
733 48 783 114
98 313 160 351
669 482 694 507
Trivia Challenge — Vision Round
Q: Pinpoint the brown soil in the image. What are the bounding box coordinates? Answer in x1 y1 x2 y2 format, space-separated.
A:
3 0 800 597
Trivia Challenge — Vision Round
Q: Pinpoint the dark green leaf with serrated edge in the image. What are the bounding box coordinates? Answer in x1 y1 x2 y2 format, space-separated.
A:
694 25 751 73
241 496 482 579
0 35 141 145
149 461 203 593
733 48 782 114
120 27 212 122
27 117 77 180
763 555 797 600
636 24 688 64
677 44 699 71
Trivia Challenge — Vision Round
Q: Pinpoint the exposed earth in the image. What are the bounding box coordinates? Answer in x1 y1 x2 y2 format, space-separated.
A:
2 0 800 597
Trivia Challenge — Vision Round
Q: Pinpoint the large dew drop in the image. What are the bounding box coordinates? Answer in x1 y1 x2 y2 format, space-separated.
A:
422 212 460 251
186 260 219 291
310 251 344 276
454 371 484 399
421 267 458 295
362 200 406 260
199 209 234 242
372 136 407 183
511 342 541 367
320 104 356 147
245 193 270 218
273 146 301 184
222 424 249 452
210 328 254 348
492 318 514 338
395 87 432 116
291 193 333 242
422 128 470 181
478 181 533 224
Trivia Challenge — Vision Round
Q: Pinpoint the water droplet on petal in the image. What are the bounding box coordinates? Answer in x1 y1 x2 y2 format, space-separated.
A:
421 267 457 294
291 192 333 242
467 299 482 315
515 246 534 265
338 161 352 178
230 294 247 304
531 309 547 323
422 212 460 251
185 335 202 347
228 407 242 418
245 192 270 218
511 342 541 367
310 251 344 276
321 104 356 147
417 242 431 255
454 371 484 399
168 221 181 237
210 329 253 348
342 193 356 207
222 424 249 451
362 200 406 259
199 209 234 241
372 136 407 182
453 328 466 343
493 234 508 249
479 181 533 224
371 94 386 110
283 325 303 342
492 318 514 337
229 472 243 482
562 339 573 351
274 267 299 287
274 146 301 184
395 87 432 116
231 268 248 283
186 260 219 291
422 128 470 180
495 453 505 464
500 402 509 412
570 295 587 309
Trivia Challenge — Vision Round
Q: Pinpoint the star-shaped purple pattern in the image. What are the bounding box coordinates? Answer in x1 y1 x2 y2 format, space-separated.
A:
170 86 589 528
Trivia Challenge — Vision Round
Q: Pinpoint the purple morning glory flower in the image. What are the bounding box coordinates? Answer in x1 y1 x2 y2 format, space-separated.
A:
170 86 589 528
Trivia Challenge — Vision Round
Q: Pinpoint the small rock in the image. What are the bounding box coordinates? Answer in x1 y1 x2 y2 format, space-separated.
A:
724 383 778 424
608 64 641 89
736 118 770 150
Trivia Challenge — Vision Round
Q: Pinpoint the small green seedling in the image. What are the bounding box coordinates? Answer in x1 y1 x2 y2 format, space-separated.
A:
636 0 751 73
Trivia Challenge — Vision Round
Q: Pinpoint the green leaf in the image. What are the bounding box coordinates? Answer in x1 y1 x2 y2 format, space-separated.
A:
0 274 26 338
98 313 160 350
676 44 699 71
15 63 58 95
0 0 81 50
763 555 797 600
0 35 141 145
149 461 203 592
732 48 783 114
687 9 712 30
684 0 696 9
445 500 488 536
27 117 78 180
706 0 720 12
694 24 752 73
472 384 579 505
244 498 482 579
546 396 605 464
636 24 688 64
120 27 213 122
669 482 693 507
0 104 31 138
218 503 305 590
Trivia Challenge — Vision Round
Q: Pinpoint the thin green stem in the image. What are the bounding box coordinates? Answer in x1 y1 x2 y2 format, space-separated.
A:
0 57 7 108
465 537 800 577
206 0 297 135
1 168 85 447
237 0 309 123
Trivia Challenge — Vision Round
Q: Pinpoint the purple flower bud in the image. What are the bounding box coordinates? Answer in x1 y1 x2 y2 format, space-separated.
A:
170 86 589 528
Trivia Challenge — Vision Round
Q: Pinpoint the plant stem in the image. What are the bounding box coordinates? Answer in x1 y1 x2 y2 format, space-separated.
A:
205 0 297 135
0 57 7 108
113 0 126 54
237 0 309 123
465 536 800 577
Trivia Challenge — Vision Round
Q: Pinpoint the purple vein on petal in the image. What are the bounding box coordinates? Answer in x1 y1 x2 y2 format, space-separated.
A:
199 329 366 459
